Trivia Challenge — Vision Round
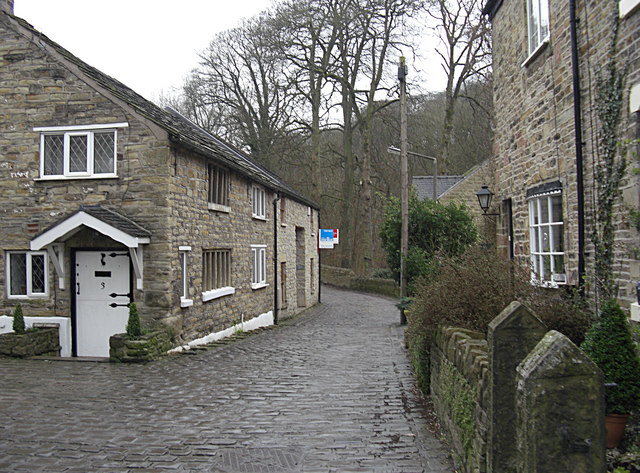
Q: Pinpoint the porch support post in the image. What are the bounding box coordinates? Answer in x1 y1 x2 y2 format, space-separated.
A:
46 243 65 289
129 247 143 290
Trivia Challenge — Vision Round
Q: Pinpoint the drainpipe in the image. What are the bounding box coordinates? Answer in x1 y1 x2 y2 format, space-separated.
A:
317 208 321 304
570 0 585 293
273 193 281 325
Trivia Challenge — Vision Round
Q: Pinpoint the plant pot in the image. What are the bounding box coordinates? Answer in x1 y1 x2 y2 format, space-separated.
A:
605 413 629 448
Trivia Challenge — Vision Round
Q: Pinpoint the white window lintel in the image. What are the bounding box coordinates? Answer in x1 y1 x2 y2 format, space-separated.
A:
33 122 129 132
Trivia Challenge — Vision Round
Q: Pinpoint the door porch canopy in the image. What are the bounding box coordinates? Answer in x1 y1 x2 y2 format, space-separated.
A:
30 205 151 290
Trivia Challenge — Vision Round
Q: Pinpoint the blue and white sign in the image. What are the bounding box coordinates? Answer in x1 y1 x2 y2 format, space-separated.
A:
319 229 336 249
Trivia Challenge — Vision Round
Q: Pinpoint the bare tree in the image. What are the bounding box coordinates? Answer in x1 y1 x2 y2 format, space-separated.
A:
271 0 342 203
429 0 491 173
185 14 302 172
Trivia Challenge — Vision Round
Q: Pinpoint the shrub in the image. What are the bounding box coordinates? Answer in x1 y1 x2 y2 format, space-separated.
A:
12 303 25 334
406 245 594 393
582 299 640 415
126 302 141 338
379 191 477 294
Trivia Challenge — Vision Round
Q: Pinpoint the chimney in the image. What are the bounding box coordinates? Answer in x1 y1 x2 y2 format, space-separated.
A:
1 0 14 15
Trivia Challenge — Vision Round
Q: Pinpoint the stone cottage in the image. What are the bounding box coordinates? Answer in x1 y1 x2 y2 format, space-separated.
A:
476 0 640 306
0 0 320 357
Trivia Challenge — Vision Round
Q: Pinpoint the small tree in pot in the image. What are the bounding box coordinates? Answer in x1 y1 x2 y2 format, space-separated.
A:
126 302 141 339
12 303 25 334
582 299 640 447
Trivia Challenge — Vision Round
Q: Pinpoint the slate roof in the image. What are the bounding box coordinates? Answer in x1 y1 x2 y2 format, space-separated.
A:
6 12 317 209
412 176 464 200
79 205 152 238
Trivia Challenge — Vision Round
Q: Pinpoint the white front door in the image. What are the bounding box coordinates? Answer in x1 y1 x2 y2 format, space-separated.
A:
75 251 131 357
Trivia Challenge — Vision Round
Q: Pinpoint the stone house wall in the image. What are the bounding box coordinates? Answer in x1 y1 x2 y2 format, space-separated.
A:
439 159 497 246
489 0 640 304
276 196 320 321
0 7 320 349
0 17 172 322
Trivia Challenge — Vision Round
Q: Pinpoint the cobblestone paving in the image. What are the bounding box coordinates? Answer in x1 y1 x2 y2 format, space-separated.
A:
0 286 454 472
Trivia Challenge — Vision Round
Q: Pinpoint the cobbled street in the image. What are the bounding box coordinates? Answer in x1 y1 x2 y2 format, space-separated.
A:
0 286 453 473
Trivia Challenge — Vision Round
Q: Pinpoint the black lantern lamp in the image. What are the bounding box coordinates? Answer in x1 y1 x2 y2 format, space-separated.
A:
476 184 500 217
476 184 493 213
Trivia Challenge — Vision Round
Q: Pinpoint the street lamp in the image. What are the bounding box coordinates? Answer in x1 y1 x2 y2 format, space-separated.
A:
476 184 493 213
475 184 500 218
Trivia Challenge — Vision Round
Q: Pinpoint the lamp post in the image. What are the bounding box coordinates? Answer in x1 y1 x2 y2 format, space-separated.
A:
398 56 409 314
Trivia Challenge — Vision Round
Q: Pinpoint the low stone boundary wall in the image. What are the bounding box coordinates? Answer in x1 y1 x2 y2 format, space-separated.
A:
431 326 489 471
321 265 399 298
431 302 605 473
0 327 60 358
110 331 172 363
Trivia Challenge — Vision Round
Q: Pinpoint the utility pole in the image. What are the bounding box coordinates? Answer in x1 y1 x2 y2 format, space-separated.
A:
398 56 409 313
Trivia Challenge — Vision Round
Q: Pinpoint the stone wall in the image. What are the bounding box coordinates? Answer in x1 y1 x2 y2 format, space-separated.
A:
0 327 60 357
489 0 640 303
431 302 605 473
321 265 399 298
431 326 489 471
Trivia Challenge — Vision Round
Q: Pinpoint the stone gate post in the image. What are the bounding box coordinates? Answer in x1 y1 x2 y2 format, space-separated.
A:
516 330 605 473
487 301 547 473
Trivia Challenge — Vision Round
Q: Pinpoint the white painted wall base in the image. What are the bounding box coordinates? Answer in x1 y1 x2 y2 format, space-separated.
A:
0 316 72 357
631 302 640 322
169 310 274 353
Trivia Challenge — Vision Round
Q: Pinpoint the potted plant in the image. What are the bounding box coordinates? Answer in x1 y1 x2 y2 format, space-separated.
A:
582 299 640 448
12 303 25 334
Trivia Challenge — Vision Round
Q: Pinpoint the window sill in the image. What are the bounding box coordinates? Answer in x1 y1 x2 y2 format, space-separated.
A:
8 294 49 300
252 215 267 221
208 203 231 213
202 286 235 302
281 223 288 228
521 37 549 68
180 298 194 308
34 174 118 181
251 282 269 290
530 277 566 289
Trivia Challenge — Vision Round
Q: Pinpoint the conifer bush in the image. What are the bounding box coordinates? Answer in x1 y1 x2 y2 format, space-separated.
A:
581 299 640 415
12 303 25 334
126 302 141 338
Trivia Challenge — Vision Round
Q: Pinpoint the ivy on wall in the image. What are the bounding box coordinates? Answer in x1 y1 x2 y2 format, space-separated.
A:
591 16 628 304
440 358 477 463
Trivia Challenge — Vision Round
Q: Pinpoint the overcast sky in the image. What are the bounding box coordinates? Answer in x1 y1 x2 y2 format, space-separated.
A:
14 0 274 101
13 0 443 102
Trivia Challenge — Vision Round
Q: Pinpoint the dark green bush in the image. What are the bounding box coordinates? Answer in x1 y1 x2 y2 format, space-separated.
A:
582 299 640 415
12 303 25 334
379 191 477 294
126 302 141 338
406 245 594 394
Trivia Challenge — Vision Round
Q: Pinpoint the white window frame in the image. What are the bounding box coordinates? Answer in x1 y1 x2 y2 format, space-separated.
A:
524 0 550 62
251 245 267 289
179 246 193 308
34 123 127 180
6 251 49 299
252 185 266 220
208 164 230 212
202 249 234 302
528 191 565 287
